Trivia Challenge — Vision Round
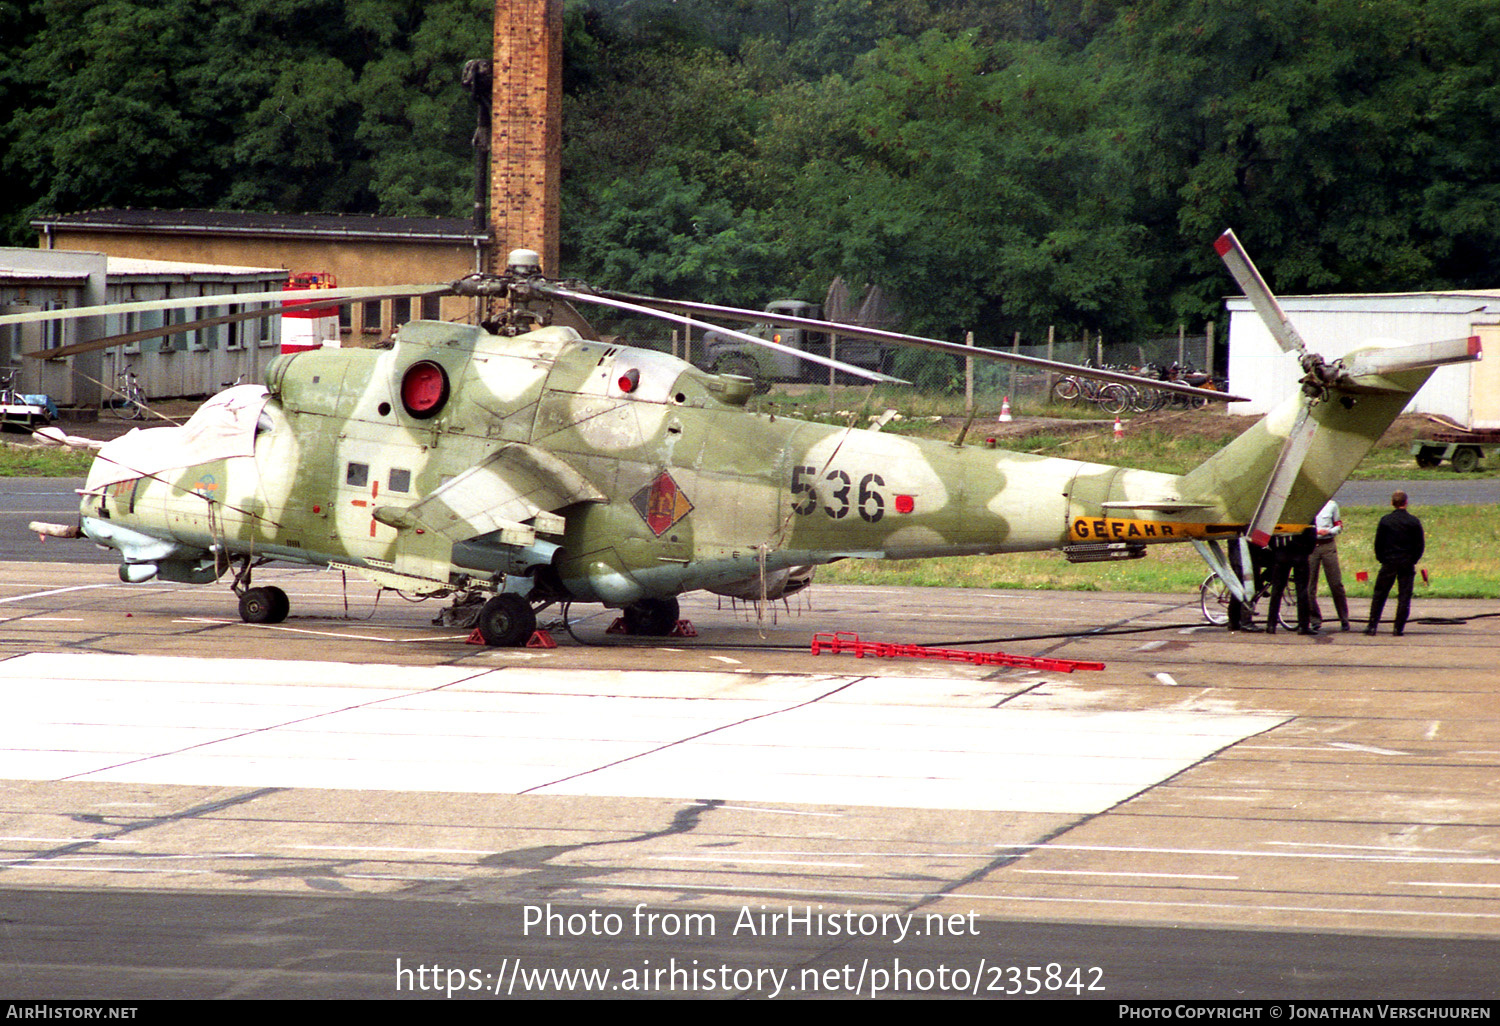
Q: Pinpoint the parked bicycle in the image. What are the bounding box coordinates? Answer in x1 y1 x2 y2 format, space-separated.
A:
1051 368 1134 414
1199 572 1297 630
1128 363 1220 412
110 368 147 421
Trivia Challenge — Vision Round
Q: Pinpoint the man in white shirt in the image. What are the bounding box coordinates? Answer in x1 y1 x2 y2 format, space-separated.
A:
1307 499 1351 632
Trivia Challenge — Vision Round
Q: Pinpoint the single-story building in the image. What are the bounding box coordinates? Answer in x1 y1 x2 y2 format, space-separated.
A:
32 208 487 339
1226 292 1500 429
2 248 287 405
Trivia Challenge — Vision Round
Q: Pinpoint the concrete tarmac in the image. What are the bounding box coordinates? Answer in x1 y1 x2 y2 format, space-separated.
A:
2 562 1498 998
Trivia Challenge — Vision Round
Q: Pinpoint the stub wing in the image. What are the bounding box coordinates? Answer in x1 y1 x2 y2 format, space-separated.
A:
375 443 606 546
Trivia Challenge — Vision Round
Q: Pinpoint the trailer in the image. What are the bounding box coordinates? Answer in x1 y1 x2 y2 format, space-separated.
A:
0 369 52 432
1410 429 1500 472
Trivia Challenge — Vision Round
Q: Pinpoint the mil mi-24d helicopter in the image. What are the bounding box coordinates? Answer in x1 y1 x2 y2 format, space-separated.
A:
3 232 1480 645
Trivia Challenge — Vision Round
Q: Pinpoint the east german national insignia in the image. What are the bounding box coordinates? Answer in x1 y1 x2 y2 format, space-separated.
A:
631 471 694 536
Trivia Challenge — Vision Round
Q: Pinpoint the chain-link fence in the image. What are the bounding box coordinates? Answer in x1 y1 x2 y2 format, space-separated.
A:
626 327 1220 415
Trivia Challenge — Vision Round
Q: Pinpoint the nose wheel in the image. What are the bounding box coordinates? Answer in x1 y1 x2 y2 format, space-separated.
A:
229 556 289 624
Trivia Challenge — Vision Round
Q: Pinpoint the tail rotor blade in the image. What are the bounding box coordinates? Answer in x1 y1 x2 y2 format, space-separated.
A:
1246 401 1318 547
1341 336 1482 380
1214 230 1311 357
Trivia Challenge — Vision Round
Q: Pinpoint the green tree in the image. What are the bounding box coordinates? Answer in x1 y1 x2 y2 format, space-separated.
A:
566 165 777 308
755 31 1151 347
1097 0 1500 315
2 0 490 238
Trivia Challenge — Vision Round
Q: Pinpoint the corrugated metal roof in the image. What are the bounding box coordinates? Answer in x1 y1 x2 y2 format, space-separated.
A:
0 267 93 282
33 208 485 242
1228 291 1500 312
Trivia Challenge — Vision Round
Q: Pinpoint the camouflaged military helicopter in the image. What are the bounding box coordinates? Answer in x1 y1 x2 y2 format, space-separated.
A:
3 233 1480 645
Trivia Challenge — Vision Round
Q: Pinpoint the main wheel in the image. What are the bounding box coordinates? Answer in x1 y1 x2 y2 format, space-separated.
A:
477 593 537 647
1200 574 1230 625
239 585 289 624
622 597 680 636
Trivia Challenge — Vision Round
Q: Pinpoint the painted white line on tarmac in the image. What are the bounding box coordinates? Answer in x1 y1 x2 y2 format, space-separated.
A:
0 584 122 604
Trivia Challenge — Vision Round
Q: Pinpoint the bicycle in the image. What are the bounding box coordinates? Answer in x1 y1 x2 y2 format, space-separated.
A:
1051 373 1134 414
110 368 147 420
1199 572 1297 630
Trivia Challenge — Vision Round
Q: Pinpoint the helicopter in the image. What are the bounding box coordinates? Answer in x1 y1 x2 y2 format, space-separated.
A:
3 232 1479 645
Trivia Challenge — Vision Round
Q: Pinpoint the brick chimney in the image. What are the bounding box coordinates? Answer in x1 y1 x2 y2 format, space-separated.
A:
490 0 562 276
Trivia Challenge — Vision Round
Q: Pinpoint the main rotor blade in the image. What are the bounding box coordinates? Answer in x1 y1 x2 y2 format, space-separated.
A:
24 306 278 359
1213 229 1310 357
0 284 450 328
1246 400 1318 547
607 291 1247 404
534 283 908 385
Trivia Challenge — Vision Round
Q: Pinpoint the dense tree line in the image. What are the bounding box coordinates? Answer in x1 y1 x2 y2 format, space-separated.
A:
5 0 1500 351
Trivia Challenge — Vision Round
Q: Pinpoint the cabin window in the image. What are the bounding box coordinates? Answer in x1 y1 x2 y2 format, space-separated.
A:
388 468 411 493
346 462 369 487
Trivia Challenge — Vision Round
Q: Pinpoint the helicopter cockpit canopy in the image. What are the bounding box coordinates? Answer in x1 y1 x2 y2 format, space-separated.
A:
84 385 271 491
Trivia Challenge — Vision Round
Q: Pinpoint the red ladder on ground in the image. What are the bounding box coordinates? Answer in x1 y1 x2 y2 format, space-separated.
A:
809 632 1104 673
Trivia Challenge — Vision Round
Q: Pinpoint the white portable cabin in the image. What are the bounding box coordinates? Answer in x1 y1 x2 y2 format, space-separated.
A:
1226 292 1500 428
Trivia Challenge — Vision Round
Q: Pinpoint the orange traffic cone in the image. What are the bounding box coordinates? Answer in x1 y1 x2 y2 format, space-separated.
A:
1113 416 1123 441
998 396 1013 423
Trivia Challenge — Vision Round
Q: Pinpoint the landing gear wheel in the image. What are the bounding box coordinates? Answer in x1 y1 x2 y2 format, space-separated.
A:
622 597 680 636
239 585 289 624
477 593 537 647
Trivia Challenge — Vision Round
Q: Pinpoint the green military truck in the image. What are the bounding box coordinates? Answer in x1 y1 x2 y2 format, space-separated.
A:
700 295 895 392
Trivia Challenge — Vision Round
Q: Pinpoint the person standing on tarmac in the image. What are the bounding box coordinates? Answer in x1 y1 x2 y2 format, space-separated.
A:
1266 527 1318 635
1366 490 1425 636
1307 499 1351 632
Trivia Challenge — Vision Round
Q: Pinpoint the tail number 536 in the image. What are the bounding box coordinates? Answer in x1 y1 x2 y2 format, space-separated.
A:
791 466 885 523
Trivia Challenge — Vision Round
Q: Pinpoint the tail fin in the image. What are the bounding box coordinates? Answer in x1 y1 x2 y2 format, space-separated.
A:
1199 228 1481 536
1181 352 1460 530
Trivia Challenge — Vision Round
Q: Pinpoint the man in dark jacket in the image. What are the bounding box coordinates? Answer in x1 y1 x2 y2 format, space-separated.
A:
1266 527 1317 635
1365 491 1425 636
